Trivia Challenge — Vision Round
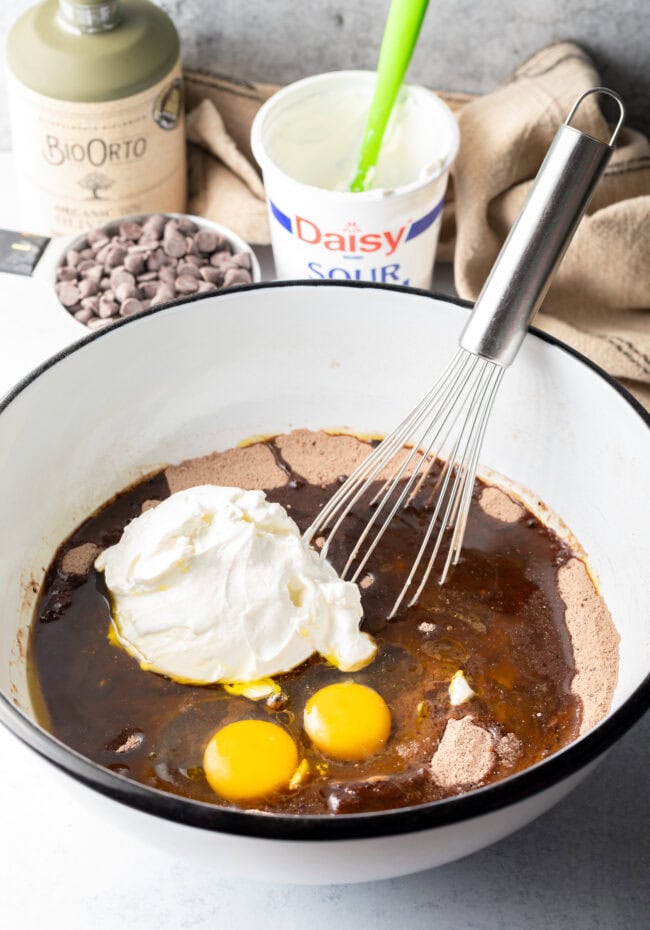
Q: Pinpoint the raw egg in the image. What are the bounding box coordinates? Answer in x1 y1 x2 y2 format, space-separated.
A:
203 719 298 802
303 681 391 761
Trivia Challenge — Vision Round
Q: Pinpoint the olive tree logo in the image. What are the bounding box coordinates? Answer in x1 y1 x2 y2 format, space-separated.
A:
78 172 115 200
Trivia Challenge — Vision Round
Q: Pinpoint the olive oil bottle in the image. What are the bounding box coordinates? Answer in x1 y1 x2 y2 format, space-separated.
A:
6 0 187 235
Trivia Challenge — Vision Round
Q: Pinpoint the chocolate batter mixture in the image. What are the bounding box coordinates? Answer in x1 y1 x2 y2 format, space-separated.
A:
29 430 590 814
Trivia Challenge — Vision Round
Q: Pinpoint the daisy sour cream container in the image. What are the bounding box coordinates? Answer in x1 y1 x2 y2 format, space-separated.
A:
251 71 459 288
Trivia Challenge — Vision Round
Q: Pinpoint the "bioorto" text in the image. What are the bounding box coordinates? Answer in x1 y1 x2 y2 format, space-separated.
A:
43 135 147 167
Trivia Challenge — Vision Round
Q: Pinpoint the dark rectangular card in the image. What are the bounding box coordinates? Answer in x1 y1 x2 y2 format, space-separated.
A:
0 229 50 276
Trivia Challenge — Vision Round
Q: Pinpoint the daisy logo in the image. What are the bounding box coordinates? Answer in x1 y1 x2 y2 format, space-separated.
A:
269 198 445 257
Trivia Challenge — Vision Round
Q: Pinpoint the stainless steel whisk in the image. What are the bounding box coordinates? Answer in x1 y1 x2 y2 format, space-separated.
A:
305 88 625 617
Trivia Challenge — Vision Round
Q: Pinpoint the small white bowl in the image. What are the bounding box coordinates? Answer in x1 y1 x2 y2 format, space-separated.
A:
45 212 261 333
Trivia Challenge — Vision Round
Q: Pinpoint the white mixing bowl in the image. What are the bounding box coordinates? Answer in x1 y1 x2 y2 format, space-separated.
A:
0 281 648 884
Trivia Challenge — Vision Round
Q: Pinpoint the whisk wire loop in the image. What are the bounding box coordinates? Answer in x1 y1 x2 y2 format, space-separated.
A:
304 350 466 552
390 357 500 616
406 361 504 612
345 352 483 583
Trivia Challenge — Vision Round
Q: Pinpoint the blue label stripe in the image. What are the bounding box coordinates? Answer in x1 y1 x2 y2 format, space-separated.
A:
405 196 445 242
270 200 293 233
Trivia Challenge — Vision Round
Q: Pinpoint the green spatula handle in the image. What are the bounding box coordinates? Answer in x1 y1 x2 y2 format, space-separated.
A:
349 0 430 193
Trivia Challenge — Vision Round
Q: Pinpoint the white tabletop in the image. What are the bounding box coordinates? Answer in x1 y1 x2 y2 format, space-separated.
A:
0 152 648 930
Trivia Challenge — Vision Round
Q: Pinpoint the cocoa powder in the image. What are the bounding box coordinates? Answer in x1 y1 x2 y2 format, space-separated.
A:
558 558 619 734
60 542 100 575
166 442 287 493
479 485 525 523
430 716 496 788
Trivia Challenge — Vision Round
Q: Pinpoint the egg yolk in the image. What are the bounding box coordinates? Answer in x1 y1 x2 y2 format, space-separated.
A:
203 720 299 802
303 681 391 761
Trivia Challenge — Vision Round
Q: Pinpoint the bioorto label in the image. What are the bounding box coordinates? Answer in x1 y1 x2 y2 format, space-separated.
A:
7 62 186 236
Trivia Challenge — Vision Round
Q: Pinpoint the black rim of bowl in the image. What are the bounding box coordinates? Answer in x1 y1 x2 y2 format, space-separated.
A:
1 279 648 842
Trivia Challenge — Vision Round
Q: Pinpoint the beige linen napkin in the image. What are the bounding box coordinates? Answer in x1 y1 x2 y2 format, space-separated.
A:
182 47 650 406
452 42 650 407
184 71 275 245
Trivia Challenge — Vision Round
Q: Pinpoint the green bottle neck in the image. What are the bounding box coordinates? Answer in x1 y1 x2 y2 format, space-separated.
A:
58 0 121 34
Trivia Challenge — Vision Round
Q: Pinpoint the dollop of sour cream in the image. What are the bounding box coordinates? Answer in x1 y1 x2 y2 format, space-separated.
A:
95 485 376 685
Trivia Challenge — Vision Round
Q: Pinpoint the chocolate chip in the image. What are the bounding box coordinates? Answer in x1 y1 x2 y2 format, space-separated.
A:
176 261 201 279
74 307 93 323
120 298 143 317
78 278 99 298
147 249 168 271
139 281 160 299
98 297 118 318
124 252 146 275
163 232 187 258
119 221 143 240
105 246 127 268
177 217 198 235
84 265 104 285
158 265 176 285
115 282 139 303
142 214 166 238
175 275 199 294
209 250 233 267
152 283 175 303
110 269 135 289
57 267 78 282
87 228 107 245
232 251 252 270
195 229 220 253
57 282 81 307
223 268 252 286
95 243 111 264
200 266 222 284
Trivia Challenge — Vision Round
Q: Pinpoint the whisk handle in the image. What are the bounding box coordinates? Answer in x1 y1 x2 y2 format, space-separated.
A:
459 88 624 367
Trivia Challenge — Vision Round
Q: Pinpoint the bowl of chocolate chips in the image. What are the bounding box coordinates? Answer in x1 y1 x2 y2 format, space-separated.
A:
53 213 261 331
